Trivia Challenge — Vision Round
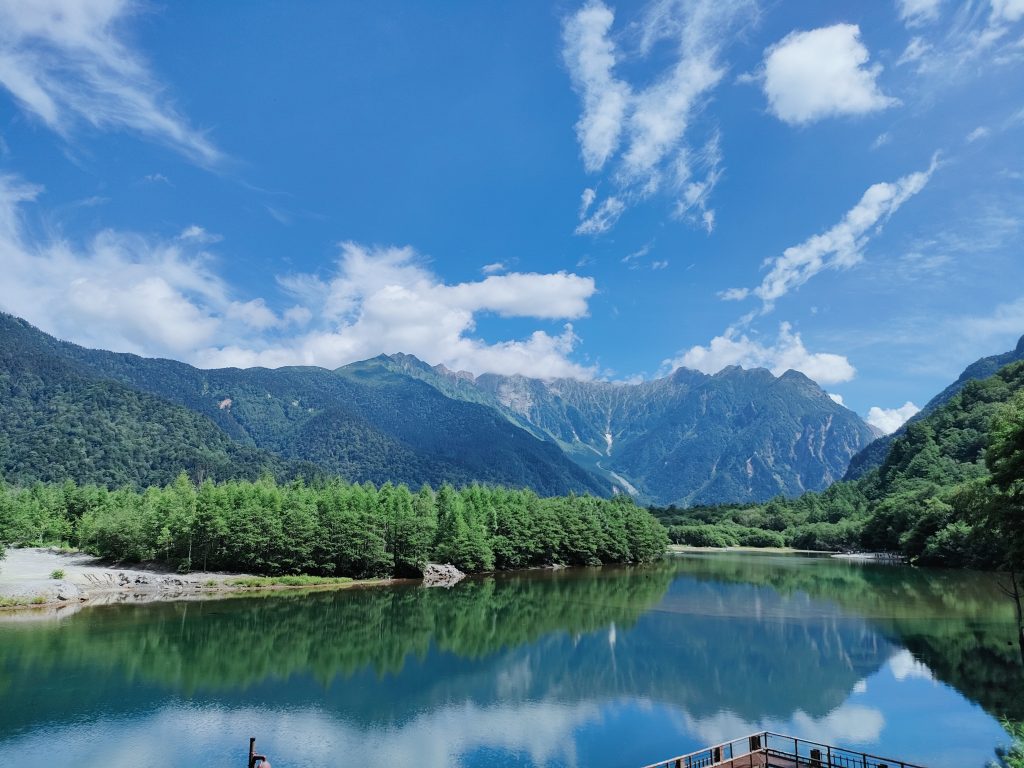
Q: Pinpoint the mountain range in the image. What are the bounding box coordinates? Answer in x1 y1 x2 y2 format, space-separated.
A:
0 313 879 505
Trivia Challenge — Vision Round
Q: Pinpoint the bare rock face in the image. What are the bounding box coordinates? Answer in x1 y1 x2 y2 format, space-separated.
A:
421 563 466 588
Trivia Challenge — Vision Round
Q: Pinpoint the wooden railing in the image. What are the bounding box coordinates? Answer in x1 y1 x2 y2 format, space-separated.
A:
642 731 927 768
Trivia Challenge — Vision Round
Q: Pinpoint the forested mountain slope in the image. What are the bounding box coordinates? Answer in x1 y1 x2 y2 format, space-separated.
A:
0 320 300 487
0 315 608 495
845 334 1024 480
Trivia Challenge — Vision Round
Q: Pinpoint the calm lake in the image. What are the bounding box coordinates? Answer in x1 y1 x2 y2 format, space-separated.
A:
0 552 1020 768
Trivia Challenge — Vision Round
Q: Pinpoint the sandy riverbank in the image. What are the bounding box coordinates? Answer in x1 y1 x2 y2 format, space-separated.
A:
0 547 390 616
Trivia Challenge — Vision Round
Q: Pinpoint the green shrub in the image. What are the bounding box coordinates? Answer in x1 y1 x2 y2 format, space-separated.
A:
50 569 65 580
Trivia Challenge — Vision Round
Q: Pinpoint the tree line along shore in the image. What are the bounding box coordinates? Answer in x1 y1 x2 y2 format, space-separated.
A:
0 475 668 579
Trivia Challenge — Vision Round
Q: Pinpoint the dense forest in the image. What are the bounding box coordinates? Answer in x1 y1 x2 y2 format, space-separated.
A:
0 475 668 577
655 360 1024 572
0 314 608 497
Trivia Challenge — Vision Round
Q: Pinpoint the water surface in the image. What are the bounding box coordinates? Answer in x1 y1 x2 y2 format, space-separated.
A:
0 552 1020 767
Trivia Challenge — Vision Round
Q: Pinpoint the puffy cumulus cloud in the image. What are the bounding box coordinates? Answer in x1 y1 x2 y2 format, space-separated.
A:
828 392 845 405
665 322 857 386
897 0 943 27
0 175 230 356
761 24 899 124
866 401 920 434
0 0 221 165
888 649 935 681
723 160 937 310
0 175 599 379
562 0 754 235
202 243 598 379
680 702 885 751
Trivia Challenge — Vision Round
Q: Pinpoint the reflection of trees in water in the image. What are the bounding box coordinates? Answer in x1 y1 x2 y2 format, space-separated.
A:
671 553 1024 721
0 555 1020 735
0 562 887 730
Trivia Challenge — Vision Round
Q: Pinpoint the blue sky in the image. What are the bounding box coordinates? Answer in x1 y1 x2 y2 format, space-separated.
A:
0 0 1022 432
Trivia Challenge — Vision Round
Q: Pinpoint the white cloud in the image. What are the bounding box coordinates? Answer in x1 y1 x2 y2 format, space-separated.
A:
897 0 943 26
897 37 931 66
723 160 937 310
210 245 599 377
673 131 723 232
225 299 279 331
578 187 597 218
866 401 920 434
666 322 857 386
991 0 1024 23
0 174 599 379
761 24 899 124
719 287 749 301
481 262 506 275
562 0 753 235
872 131 892 149
959 295 1024 345
576 195 625 234
0 0 221 165
622 243 651 265
2 699 602 768
966 125 991 142
888 649 935 681
562 2 630 172
828 392 845 405
178 225 223 244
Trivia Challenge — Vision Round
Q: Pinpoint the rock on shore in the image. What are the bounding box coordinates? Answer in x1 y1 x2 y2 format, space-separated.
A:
421 563 466 588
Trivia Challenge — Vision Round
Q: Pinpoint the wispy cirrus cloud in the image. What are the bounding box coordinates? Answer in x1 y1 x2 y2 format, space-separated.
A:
563 0 755 236
721 158 937 311
896 0 943 28
0 0 221 165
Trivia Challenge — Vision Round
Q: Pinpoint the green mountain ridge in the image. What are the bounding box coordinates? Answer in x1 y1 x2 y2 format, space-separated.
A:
0 315 607 495
845 334 1024 480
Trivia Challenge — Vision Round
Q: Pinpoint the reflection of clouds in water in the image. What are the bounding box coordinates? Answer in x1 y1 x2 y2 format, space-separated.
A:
4 700 602 768
888 650 934 682
672 701 885 749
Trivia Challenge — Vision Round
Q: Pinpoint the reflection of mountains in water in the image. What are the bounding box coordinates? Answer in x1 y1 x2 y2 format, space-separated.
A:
671 552 1024 721
2 561 900 733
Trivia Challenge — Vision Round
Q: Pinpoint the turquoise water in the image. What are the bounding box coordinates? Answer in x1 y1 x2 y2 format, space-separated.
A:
0 552 1019 767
